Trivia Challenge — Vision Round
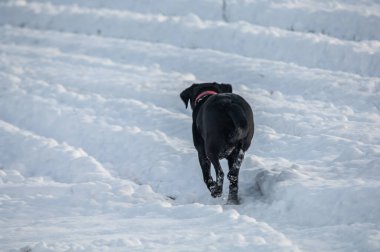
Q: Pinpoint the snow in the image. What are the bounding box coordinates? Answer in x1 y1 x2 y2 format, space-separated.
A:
0 0 379 251
1 1 380 77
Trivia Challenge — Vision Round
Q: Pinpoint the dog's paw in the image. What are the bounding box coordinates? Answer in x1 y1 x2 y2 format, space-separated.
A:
210 186 223 198
207 181 223 198
226 193 240 205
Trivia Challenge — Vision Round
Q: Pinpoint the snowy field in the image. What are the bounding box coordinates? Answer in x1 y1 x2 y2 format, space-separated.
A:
1 0 380 251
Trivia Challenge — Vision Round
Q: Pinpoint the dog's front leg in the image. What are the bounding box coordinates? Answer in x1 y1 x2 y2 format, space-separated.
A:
208 155 224 198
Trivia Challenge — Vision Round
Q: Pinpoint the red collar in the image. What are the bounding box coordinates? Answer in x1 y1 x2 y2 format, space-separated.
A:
195 90 218 105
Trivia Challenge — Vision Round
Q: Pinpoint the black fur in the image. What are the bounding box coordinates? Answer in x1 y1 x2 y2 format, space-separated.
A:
180 82 254 204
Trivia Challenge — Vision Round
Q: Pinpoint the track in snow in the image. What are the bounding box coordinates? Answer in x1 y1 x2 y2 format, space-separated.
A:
1 1 380 77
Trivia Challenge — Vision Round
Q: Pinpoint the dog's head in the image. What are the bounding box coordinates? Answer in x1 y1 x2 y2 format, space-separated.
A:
180 82 232 110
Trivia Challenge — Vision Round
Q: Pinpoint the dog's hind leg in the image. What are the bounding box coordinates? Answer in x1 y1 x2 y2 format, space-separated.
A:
227 148 245 204
207 154 224 198
198 152 216 194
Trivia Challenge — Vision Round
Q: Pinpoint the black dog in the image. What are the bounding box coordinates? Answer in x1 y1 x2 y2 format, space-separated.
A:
180 82 254 204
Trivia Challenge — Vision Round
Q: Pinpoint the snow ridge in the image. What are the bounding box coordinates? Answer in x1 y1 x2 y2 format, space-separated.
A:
0 1 379 77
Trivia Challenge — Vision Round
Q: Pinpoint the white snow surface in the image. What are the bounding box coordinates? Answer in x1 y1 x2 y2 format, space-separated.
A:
1 0 380 251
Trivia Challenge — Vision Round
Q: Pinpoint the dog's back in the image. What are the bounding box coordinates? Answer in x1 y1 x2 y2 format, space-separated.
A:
196 93 254 158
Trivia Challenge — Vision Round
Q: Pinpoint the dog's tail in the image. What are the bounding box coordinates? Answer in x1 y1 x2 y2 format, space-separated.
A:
227 103 248 142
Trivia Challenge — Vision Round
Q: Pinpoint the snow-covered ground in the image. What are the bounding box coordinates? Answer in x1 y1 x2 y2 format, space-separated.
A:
1 0 380 251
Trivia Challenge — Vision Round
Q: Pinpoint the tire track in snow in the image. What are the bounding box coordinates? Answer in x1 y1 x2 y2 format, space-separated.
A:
0 49 202 201
3 27 379 165
1 26 379 198
0 1 379 77
0 119 112 183
0 118 300 251
2 25 379 180
1 121 298 250
1 26 379 114
1 50 192 139
29 0 380 41
1 204 299 251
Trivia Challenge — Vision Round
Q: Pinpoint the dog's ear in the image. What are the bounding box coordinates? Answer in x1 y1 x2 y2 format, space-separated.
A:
180 85 193 109
220 83 232 93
